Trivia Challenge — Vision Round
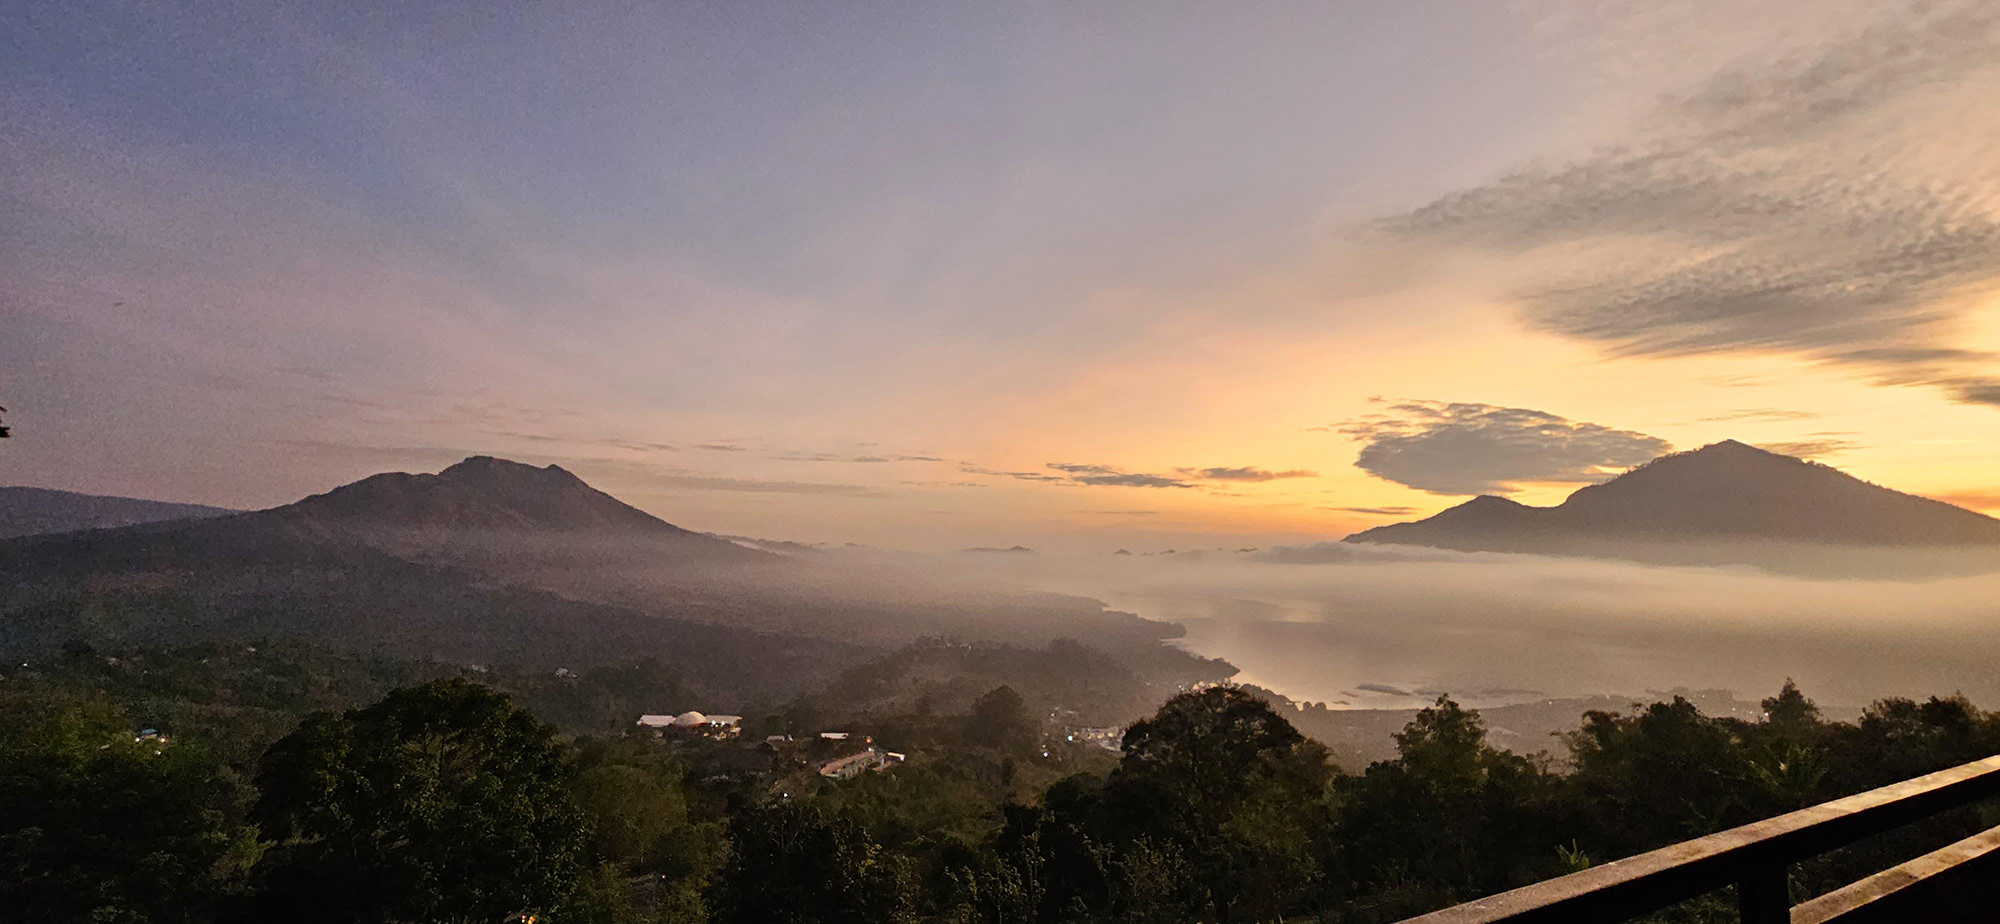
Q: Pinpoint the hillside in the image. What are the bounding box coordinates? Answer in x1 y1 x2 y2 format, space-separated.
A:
0 486 237 539
282 456 729 537
0 456 1220 703
1345 441 2000 569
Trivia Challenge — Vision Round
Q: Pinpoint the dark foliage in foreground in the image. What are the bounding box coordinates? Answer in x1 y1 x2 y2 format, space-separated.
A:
5 649 1999 923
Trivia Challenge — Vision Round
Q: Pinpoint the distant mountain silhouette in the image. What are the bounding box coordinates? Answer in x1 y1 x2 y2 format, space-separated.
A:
0 486 237 539
0 457 1196 698
1346 441 2000 567
0 458 807 694
280 456 716 536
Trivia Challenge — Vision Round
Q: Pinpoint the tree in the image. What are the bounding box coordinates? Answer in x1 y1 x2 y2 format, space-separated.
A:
711 801 918 924
246 679 586 923
0 696 259 923
1565 697 1755 855
566 737 723 924
1334 697 1570 918
966 685 1040 757
1103 686 1334 923
1762 680 1821 738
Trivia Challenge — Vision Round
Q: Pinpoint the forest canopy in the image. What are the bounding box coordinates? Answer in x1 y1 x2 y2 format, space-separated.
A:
5 641 2000 924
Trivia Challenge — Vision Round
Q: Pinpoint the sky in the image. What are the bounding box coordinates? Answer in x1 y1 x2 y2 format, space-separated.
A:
5 0 2000 553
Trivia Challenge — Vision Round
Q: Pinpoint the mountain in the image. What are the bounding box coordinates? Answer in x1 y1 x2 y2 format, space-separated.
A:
0 456 1214 701
0 486 237 539
1345 441 2000 569
283 456 720 536
0 458 824 701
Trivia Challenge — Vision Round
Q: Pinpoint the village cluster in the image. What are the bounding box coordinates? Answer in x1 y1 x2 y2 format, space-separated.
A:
634 708 1125 782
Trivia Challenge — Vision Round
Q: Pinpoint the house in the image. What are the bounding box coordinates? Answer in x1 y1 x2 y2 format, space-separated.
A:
636 711 743 739
817 747 901 780
1065 725 1124 752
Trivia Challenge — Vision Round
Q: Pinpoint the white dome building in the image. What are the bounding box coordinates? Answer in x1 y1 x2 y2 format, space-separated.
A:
672 711 708 727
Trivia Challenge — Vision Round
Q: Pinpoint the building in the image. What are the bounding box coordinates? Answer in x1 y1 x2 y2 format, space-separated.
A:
636 710 743 739
1065 725 1124 752
817 747 905 780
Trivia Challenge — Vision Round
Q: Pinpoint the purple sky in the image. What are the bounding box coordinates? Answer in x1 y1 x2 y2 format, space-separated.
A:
6 0 1999 551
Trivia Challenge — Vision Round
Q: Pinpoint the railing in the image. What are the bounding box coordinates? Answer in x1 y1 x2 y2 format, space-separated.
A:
1398 754 2000 923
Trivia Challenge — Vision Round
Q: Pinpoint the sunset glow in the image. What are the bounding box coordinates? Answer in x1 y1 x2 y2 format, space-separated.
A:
7 0 1999 551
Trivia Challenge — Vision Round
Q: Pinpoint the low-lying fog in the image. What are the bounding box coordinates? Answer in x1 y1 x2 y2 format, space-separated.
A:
937 543 2000 712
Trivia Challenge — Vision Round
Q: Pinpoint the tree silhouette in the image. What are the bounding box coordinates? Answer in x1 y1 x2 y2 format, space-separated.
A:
0 698 258 923
246 679 586 923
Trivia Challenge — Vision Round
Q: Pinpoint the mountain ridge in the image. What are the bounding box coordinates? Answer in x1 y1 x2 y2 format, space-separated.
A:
1345 440 2000 559
0 486 238 539
280 455 718 537
0 457 1215 700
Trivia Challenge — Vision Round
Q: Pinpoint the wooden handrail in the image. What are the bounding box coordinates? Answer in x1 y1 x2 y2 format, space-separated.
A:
1791 823 2000 923
1398 754 2000 924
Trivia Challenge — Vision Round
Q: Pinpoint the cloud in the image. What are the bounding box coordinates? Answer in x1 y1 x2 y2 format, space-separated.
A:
1696 409 1818 423
771 450 940 463
1176 466 1319 482
1342 400 1671 496
959 464 1067 483
1045 463 1195 488
695 443 749 452
637 473 888 497
1755 439 1860 459
961 460 1205 489
1072 472 1194 488
1328 506 1421 516
1377 0 2000 407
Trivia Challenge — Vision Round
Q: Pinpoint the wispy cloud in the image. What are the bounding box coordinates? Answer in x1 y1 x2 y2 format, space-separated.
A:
636 473 888 497
1176 466 1318 482
1696 409 1818 423
1072 472 1192 488
1047 463 1195 489
1342 400 1670 496
1378 0 2000 406
959 464 1067 483
1756 439 1860 459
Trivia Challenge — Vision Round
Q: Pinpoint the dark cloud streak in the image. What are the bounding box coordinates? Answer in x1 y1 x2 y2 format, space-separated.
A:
1177 466 1318 482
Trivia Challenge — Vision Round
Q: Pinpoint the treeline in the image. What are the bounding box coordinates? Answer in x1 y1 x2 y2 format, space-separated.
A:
6 664 2000 924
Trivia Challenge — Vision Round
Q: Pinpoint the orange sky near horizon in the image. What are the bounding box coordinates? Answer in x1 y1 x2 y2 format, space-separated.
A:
6 0 2000 553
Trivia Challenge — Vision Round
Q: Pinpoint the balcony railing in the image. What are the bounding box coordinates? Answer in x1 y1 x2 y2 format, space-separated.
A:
1398 754 2000 923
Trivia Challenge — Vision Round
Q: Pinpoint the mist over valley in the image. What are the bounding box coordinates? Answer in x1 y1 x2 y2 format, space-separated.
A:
10 4 2000 918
